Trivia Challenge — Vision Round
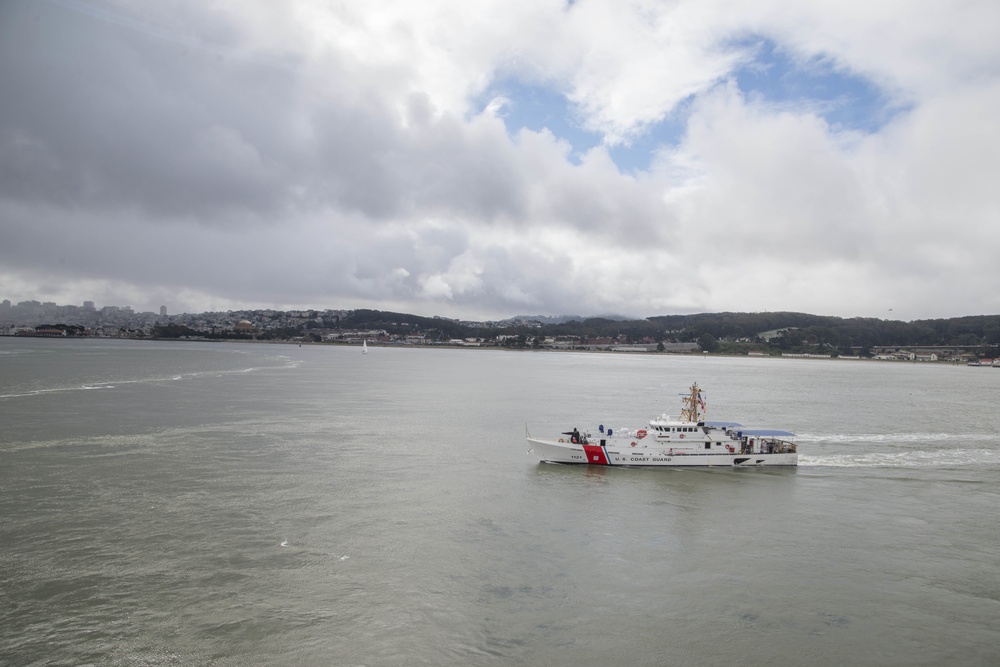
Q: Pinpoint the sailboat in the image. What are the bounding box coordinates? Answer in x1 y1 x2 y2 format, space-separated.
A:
362 339 368 354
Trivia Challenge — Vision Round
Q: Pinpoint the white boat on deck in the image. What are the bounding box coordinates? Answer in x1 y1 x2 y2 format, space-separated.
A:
526 383 797 467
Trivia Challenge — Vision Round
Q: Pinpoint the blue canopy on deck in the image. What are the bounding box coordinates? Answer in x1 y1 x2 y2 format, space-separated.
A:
739 428 796 437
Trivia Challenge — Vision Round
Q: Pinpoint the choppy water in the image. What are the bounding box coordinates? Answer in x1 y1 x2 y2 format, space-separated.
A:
2 338 999 665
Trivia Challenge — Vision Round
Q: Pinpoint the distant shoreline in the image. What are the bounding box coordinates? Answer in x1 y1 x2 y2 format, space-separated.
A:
3 333 987 365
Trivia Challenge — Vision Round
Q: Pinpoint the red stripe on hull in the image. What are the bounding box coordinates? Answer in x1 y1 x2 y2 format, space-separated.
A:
581 444 609 465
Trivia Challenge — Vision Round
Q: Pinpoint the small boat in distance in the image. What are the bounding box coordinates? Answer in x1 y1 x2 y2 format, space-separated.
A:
362 339 368 354
526 383 797 467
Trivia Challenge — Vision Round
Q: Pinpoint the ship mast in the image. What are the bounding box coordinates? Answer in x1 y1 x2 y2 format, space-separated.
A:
679 382 704 422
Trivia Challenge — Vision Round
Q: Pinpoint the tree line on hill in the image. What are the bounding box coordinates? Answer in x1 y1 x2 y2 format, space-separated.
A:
335 310 1000 356
539 311 1000 355
279 309 1000 356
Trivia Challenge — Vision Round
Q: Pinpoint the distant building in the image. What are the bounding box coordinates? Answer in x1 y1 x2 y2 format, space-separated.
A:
83 301 95 311
160 305 167 317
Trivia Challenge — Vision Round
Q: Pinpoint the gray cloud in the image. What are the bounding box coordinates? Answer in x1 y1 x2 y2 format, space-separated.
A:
1 0 999 321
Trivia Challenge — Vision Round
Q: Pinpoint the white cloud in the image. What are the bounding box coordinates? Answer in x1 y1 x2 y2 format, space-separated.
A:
1 0 999 321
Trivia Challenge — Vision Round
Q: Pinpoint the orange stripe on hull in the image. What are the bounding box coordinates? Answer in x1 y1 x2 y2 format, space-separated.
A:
581 444 609 465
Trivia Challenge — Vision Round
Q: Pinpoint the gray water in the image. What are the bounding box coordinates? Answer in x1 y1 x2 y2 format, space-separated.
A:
1 337 999 666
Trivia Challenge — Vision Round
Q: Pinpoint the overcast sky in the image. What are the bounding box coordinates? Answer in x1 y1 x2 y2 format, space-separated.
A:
2 0 998 320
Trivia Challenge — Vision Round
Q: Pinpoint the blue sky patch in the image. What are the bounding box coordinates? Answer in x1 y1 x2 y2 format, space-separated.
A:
483 36 900 174
731 36 900 134
477 78 691 173
479 79 601 164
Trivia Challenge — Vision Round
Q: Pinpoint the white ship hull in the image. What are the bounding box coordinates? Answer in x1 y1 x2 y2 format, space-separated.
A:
527 382 798 468
528 437 797 467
